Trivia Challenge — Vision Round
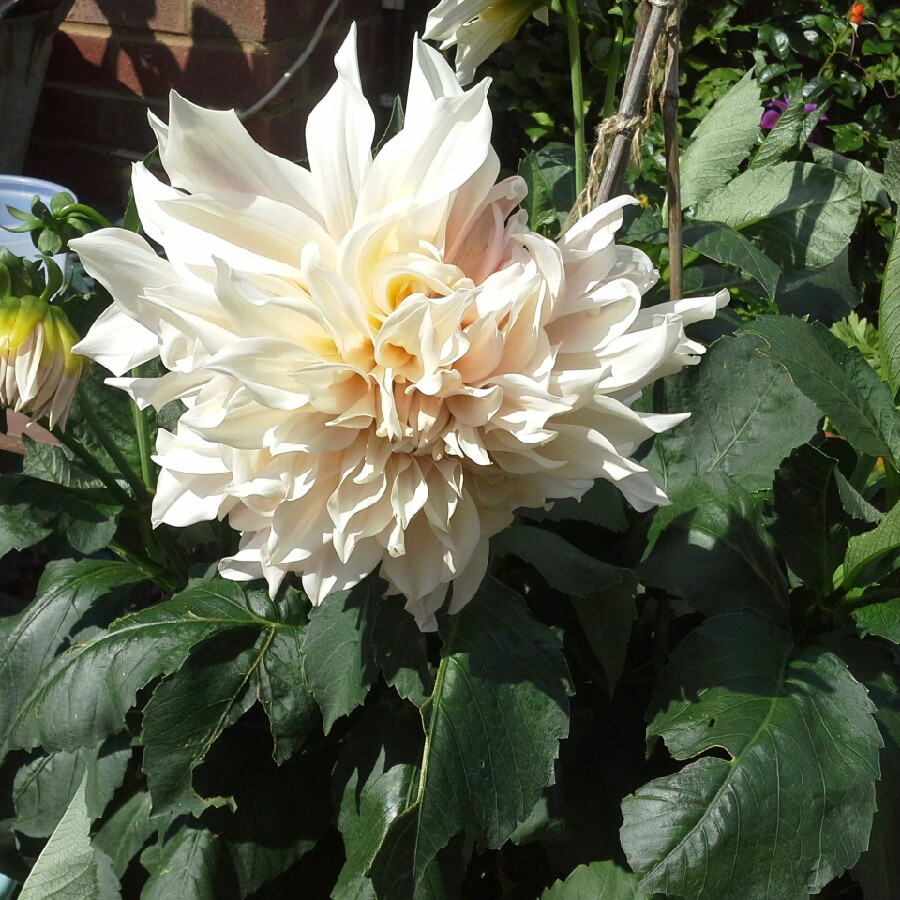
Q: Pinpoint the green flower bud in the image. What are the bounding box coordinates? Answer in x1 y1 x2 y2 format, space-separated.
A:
0 296 86 429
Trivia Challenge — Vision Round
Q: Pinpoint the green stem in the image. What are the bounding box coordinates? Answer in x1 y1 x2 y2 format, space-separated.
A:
603 24 626 118
109 538 180 592
52 427 136 508
75 384 149 501
130 398 156 492
564 0 586 195
57 203 113 229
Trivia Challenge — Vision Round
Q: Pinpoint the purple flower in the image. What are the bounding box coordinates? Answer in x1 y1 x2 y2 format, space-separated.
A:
760 97 828 144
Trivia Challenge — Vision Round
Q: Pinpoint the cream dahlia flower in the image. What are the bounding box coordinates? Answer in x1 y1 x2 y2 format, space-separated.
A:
424 0 549 85
71 27 725 630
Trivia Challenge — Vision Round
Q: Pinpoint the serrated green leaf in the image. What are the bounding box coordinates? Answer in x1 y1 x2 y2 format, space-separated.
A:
141 823 238 900
256 626 318 763
753 95 823 168
844 501 900 590
9 579 267 753
879 149 900 395
811 147 885 204
19 777 121 900
302 583 377 733
852 599 900 643
92 791 154 879
22 440 106 491
199 729 332 897
828 636 900 900
770 444 849 592
745 316 900 464
682 221 781 297
0 475 53 557
303 579 432 728
645 332 820 495
570 577 638 697
621 613 881 900
883 142 900 204
141 632 261 818
775 249 858 323
639 472 788 620
0 559 146 753
363 589 433 707
368 578 569 899
695 162 862 270
333 709 424 900
519 143 576 236
519 477 627 531
835 469 883 524
13 736 130 838
680 70 761 209
492 524 628 596
541 859 647 899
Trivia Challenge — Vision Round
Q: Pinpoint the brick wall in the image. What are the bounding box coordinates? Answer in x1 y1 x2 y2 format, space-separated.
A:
26 0 391 202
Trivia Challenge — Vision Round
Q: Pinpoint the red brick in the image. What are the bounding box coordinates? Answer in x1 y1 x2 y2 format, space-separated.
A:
49 27 345 109
33 84 161 154
24 140 135 205
67 0 188 34
189 0 330 43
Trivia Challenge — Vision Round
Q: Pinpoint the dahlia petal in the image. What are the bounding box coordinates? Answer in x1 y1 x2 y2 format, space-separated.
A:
71 305 158 376
306 25 375 240
150 92 321 222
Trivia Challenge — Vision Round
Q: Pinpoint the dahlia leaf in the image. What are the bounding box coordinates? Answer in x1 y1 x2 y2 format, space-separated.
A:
569 577 638 697
680 70 761 210
13 736 130 839
621 613 881 900
0 558 146 754
141 822 237 900
827 636 900 900
682 220 781 297
852 600 900 644
141 631 261 818
332 709 426 900
197 728 332 896
518 477 627 531
746 316 900 465
363 588 433 707
541 860 647 899
256 625 318 763
769 444 850 593
774 248 858 323
492 523 628 596
844 501 900 591
302 581 378 733
519 142 576 236
0 475 53 557
639 472 789 620
91 791 154 879
19 777 121 900
647 331 820 495
368 578 570 899
9 579 266 753
879 143 900 395
695 162 862 270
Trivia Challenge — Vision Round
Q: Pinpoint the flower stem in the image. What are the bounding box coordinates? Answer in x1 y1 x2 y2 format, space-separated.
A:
564 0 586 195
75 383 150 501
602 24 625 118
130 399 156 492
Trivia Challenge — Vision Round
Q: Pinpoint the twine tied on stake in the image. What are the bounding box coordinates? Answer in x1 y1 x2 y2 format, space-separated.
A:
571 0 685 221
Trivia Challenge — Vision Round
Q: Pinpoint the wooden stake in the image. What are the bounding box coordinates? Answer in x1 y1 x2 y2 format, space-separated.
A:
595 0 670 205
662 4 683 300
